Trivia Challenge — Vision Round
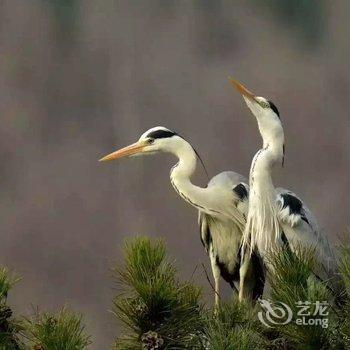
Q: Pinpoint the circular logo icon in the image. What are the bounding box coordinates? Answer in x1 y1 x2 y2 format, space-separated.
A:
258 299 293 327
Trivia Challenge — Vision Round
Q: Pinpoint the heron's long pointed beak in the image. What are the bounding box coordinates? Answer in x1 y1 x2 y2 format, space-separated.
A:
99 141 147 162
229 77 257 102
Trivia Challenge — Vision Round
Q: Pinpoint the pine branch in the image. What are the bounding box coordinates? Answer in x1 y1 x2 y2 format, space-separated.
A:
0 267 20 302
265 245 341 349
203 299 267 350
0 267 24 350
4 235 350 349
24 307 91 350
337 245 350 348
112 236 204 349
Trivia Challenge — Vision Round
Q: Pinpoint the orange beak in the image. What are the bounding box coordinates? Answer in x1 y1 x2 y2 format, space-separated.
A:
99 141 147 162
228 77 257 102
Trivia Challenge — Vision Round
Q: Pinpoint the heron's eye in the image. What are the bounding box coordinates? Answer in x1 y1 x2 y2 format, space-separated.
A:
260 101 270 109
147 138 155 144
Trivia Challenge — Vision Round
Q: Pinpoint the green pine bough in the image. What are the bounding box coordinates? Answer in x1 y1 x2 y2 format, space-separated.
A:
2 236 350 349
113 236 350 350
0 268 91 350
0 267 22 350
112 237 204 350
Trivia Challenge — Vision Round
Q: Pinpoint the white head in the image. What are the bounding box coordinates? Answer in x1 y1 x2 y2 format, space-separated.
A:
230 78 285 166
99 126 194 162
229 78 283 144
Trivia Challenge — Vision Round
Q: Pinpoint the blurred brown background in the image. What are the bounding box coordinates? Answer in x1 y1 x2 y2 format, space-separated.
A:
0 0 349 348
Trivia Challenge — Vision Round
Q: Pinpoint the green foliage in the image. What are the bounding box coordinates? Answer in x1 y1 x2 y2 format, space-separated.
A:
112 236 204 350
24 307 91 350
265 245 341 349
338 245 350 348
0 268 23 350
203 300 267 350
0 305 23 350
339 245 350 296
0 267 91 349
0 268 20 301
111 236 350 349
4 236 350 349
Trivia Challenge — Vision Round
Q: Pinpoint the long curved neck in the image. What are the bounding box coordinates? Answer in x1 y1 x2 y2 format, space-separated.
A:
244 117 285 253
169 141 214 215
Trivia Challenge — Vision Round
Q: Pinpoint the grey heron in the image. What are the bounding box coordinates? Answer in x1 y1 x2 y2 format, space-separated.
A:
99 127 265 308
229 78 337 290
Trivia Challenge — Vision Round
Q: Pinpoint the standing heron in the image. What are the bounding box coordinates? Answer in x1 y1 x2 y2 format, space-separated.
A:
99 126 265 308
229 78 336 289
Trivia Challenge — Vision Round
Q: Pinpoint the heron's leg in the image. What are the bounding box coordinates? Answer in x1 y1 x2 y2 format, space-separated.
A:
239 250 252 302
209 249 221 312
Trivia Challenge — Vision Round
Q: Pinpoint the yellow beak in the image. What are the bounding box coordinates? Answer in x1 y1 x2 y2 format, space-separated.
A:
99 141 147 162
228 77 257 102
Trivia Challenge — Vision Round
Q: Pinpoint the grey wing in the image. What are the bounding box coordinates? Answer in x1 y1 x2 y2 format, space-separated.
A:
200 172 265 296
207 171 250 217
276 188 336 278
198 209 243 290
276 188 317 230
207 171 247 189
198 172 248 254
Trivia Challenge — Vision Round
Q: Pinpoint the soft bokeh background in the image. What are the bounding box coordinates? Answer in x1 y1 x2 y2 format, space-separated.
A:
0 0 349 348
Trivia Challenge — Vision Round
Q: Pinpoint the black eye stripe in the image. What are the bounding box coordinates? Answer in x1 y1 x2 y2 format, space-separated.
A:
146 128 209 179
267 100 280 118
146 129 177 139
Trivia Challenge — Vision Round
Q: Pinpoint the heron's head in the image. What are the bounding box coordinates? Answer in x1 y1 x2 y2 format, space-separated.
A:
99 126 188 162
229 77 281 127
229 77 285 165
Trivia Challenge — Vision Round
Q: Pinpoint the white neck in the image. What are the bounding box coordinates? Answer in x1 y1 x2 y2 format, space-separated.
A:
169 140 213 214
243 116 285 253
167 138 246 231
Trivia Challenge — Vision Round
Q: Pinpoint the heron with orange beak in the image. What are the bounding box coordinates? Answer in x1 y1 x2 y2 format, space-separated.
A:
229 78 337 290
100 126 265 307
